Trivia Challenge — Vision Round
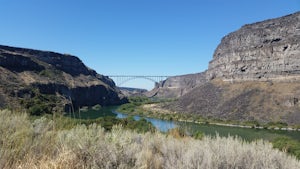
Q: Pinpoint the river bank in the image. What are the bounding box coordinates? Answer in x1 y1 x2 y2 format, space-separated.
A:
118 101 300 132
64 104 300 158
3 109 299 168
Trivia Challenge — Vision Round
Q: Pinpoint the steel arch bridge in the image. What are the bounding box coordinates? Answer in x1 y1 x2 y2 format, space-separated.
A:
108 75 170 86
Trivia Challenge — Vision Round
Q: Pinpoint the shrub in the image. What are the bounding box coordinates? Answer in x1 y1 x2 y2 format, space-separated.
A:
21 92 59 115
273 137 300 159
29 104 49 115
39 69 62 78
193 131 204 140
265 121 289 129
167 128 186 138
0 109 300 169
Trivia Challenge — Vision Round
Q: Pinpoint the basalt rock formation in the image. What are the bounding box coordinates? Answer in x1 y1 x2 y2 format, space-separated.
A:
206 12 300 82
119 87 148 97
147 73 207 98
165 11 300 125
0 45 127 115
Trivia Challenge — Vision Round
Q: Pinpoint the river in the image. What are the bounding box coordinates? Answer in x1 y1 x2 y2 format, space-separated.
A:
72 107 300 141
113 110 177 132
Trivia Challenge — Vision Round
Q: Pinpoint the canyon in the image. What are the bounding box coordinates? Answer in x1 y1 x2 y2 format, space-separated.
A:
0 45 127 114
155 11 300 125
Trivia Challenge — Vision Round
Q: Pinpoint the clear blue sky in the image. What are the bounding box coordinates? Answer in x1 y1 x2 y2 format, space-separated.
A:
0 0 299 89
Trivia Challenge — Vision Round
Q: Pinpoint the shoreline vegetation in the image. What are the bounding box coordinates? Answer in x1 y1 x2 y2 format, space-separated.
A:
117 97 300 131
117 96 300 160
1 109 300 168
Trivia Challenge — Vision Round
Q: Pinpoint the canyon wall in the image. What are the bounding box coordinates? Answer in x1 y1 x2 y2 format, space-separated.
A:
0 45 127 114
164 12 300 125
207 12 300 82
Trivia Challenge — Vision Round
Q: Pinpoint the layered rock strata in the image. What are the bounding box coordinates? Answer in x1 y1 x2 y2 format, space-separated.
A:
0 45 127 114
207 12 300 82
165 12 300 125
147 73 207 98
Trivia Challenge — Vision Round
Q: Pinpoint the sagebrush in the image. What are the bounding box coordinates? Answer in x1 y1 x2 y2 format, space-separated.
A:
0 110 299 169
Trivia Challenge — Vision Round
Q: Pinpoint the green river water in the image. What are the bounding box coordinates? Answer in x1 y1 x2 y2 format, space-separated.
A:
70 106 300 141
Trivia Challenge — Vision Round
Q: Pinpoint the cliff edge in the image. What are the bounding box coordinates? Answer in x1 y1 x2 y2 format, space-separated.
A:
165 12 300 125
0 45 127 115
147 73 207 98
207 12 300 81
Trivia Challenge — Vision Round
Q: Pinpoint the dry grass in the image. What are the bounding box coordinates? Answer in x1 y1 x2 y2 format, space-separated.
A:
0 109 299 169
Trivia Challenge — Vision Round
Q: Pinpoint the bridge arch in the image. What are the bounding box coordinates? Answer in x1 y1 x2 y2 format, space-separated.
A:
108 75 170 87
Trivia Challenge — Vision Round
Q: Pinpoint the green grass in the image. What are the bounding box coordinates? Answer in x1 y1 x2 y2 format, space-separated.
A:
273 136 300 159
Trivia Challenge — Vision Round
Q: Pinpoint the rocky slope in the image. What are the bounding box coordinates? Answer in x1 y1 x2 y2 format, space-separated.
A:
147 73 207 98
207 12 300 81
165 11 300 125
119 87 148 97
0 45 127 115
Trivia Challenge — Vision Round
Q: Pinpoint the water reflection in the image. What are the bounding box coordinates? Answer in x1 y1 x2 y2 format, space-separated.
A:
68 107 300 141
113 111 177 132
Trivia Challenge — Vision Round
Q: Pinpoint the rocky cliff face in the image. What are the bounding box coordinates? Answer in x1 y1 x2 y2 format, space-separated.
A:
0 45 127 114
119 87 148 97
148 73 207 98
207 12 300 82
165 11 300 125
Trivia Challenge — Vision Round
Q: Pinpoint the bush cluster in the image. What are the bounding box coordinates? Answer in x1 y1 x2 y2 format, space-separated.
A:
273 137 300 159
39 69 62 79
21 93 59 115
1 109 300 169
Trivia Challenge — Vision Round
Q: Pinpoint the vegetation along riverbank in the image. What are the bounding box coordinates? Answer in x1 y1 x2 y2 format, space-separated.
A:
117 96 300 159
117 97 300 131
1 109 300 168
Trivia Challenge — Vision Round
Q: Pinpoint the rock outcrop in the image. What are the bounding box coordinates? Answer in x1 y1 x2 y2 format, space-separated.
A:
165 11 300 125
119 87 148 97
207 12 300 82
147 73 207 98
0 45 127 114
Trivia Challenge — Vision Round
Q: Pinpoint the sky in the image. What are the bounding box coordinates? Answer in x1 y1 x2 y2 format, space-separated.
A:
0 0 299 90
